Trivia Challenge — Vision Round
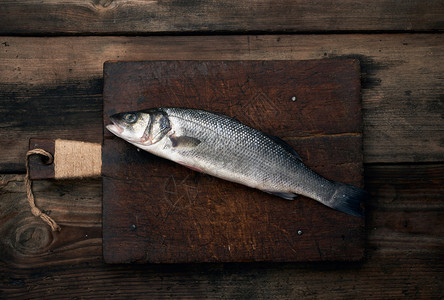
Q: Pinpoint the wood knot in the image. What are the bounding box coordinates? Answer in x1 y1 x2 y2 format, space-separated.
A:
92 0 115 8
14 220 54 255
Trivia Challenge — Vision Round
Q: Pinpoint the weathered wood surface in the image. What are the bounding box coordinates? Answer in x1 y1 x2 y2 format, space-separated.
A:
1 164 442 298
1 0 443 294
1 0 443 34
1 34 443 173
102 60 364 263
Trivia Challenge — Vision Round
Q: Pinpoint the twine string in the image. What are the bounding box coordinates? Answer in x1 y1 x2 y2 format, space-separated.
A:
25 149 61 232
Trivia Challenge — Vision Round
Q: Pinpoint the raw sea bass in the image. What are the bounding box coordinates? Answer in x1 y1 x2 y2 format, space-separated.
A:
107 108 368 217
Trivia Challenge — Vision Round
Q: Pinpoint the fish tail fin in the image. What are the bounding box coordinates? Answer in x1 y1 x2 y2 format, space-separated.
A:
327 182 369 217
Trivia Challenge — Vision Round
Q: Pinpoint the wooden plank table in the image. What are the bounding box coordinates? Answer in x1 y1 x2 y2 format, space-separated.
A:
1 0 443 33
0 1 443 298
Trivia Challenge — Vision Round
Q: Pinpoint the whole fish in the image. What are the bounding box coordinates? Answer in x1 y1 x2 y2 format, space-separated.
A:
107 107 367 217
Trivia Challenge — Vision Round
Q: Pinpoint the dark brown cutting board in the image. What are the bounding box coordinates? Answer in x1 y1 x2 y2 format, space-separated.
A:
102 60 365 263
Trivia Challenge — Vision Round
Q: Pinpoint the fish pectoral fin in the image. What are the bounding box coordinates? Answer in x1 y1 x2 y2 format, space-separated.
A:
170 135 201 148
264 190 298 200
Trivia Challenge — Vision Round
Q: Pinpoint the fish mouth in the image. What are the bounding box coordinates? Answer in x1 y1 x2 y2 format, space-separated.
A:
106 123 124 135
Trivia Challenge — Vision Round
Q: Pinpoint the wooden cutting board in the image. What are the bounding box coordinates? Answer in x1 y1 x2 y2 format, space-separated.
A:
102 60 365 263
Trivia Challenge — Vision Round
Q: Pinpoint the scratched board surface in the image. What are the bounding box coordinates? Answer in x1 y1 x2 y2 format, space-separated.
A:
102 60 365 263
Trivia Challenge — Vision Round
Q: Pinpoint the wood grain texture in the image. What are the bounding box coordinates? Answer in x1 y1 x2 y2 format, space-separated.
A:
0 34 442 173
1 164 442 298
1 0 443 34
102 60 364 263
0 0 441 296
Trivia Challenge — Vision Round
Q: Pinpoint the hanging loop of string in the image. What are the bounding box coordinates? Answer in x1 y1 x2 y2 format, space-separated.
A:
25 149 61 232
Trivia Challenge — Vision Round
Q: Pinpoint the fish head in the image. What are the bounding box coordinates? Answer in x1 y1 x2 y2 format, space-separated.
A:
107 111 151 144
106 109 171 147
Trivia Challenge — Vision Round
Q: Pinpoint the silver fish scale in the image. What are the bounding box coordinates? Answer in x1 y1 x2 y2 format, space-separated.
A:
162 107 333 198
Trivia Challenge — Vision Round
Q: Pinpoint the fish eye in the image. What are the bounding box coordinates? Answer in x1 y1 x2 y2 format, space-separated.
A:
123 113 137 124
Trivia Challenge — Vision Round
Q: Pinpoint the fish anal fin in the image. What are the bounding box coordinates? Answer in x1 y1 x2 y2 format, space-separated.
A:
264 190 298 200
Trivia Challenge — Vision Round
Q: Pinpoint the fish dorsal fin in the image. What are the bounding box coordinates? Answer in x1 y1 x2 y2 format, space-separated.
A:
264 133 302 161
